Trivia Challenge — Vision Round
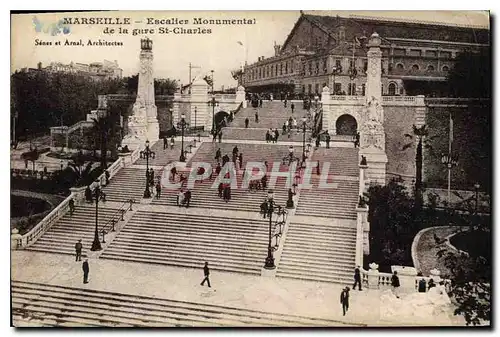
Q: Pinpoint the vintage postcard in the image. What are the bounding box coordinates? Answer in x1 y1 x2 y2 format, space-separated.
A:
10 10 491 327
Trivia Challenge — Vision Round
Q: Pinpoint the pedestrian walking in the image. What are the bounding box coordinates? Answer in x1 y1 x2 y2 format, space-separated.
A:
75 239 82 262
155 182 161 199
259 99 263 108
215 162 222 177
82 259 89 284
255 111 259 123
353 266 362 291
418 278 427 293
274 128 280 143
200 262 211 287
238 153 243 170
315 136 321 148
215 148 221 163
391 271 401 298
291 102 295 113
184 189 192 208
69 198 75 216
325 132 331 149
170 136 175 150
282 122 287 135
218 131 223 143
265 130 271 143
245 118 249 128
284 99 287 108
163 137 168 150
354 132 360 148
218 183 223 198
340 287 350 316
170 166 177 182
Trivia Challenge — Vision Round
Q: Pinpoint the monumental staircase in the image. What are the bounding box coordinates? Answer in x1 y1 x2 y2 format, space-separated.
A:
24 205 121 256
12 281 355 327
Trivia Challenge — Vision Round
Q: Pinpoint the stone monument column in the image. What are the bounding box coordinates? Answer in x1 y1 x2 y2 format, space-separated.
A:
190 77 210 130
122 38 159 150
359 32 388 184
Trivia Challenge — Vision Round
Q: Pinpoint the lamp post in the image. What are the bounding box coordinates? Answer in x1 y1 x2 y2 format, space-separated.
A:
194 106 197 129
211 69 214 94
282 145 300 209
262 190 284 270
140 140 156 198
177 113 189 162
90 181 105 251
441 153 458 205
207 95 219 134
169 108 173 128
60 160 64 171
474 183 480 214
301 116 307 164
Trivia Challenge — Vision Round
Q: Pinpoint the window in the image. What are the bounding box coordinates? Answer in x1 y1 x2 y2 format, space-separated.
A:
410 49 421 57
315 61 319 74
334 83 342 95
396 63 404 70
442 65 449 72
308 62 312 75
348 83 356 95
388 82 397 96
363 61 368 72
323 59 327 73
285 62 288 74
400 87 404 95
381 85 384 95
290 61 294 73
335 59 342 69
302 85 305 93
394 49 405 56
427 65 435 71
441 51 451 59
411 64 419 72
280 63 283 75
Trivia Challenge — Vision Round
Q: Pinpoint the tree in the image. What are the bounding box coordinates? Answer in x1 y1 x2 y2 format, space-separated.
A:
446 49 491 98
437 250 490 326
401 125 440 209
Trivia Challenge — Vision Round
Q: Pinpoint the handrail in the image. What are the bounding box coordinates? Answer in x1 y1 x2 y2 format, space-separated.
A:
100 199 135 242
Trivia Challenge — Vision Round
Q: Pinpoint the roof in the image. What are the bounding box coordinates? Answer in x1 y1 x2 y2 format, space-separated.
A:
281 13 489 51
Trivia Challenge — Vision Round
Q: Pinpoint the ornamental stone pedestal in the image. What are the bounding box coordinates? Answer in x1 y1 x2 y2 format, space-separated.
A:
367 263 380 289
122 37 159 150
359 32 388 185
236 85 247 108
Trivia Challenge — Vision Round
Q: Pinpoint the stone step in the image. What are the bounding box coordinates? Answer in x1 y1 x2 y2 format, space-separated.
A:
12 281 354 327
280 252 355 264
276 271 353 285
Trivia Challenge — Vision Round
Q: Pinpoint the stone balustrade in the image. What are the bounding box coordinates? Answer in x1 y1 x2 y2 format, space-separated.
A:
381 95 425 106
11 155 129 250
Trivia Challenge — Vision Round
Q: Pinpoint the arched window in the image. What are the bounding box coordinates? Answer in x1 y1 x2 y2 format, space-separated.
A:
411 64 419 72
442 65 449 72
388 82 397 96
396 63 404 70
427 65 435 72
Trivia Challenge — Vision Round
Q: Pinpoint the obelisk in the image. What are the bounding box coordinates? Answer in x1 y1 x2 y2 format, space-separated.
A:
122 37 159 150
359 32 388 184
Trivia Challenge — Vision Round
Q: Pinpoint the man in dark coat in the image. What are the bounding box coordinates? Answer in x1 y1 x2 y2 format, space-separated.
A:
222 154 230 166
261 175 268 189
245 118 249 128
238 153 243 169
82 259 89 284
325 132 331 149
353 266 362 291
218 183 223 198
200 262 211 287
75 239 82 262
391 271 400 298
69 198 75 216
232 146 239 156
184 189 192 208
218 131 223 143
215 148 222 163
255 111 259 123
340 287 350 316
163 136 168 149
155 182 161 199
265 130 271 143
291 102 295 113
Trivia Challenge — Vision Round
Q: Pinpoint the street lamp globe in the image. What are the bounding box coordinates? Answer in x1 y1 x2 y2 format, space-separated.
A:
288 145 294 154
474 183 480 190
302 116 307 124
145 140 150 147
181 113 186 120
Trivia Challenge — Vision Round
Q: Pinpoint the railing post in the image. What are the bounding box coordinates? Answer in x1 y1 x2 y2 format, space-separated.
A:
102 230 106 243
129 199 133 211
367 263 380 289
111 219 116 232
121 209 125 221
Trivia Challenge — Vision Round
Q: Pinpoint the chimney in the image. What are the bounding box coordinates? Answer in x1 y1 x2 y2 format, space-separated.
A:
37 62 42 70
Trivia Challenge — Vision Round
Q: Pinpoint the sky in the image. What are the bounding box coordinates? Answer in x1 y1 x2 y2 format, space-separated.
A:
11 10 489 90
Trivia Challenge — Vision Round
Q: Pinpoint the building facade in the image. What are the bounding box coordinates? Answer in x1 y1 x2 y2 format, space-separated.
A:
240 13 489 98
38 59 123 80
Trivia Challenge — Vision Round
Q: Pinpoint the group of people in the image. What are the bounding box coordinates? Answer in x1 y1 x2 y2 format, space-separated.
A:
265 128 280 143
214 146 244 170
177 188 192 207
146 168 162 199
163 136 176 150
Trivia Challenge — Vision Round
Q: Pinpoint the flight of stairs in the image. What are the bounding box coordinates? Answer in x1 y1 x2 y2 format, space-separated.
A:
25 205 120 256
103 168 151 203
12 281 356 327
295 179 359 220
311 147 359 177
277 222 357 284
100 210 271 275
221 127 312 142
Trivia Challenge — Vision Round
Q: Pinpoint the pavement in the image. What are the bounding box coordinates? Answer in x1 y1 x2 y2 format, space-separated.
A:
11 250 464 327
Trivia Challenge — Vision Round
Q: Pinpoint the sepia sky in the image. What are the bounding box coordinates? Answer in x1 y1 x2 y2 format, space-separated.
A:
11 10 489 89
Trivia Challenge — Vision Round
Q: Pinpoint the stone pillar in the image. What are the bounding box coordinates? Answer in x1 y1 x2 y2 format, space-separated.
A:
429 268 442 283
236 85 247 108
172 93 181 126
69 186 87 205
359 32 388 185
122 38 158 150
321 86 331 133
11 228 22 250
415 95 427 181
367 263 380 289
190 77 210 131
